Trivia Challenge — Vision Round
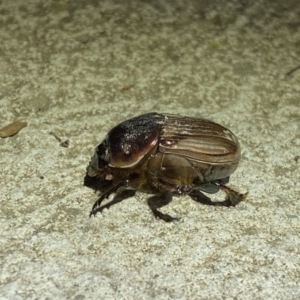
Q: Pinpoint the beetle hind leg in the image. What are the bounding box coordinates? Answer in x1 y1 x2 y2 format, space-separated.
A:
190 186 247 207
147 194 179 222
189 190 216 205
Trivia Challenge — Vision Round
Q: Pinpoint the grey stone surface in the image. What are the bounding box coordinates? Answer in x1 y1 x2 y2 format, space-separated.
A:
0 0 299 299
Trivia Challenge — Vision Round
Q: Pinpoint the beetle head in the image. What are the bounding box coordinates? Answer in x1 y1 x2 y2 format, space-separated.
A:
86 139 110 176
84 137 113 191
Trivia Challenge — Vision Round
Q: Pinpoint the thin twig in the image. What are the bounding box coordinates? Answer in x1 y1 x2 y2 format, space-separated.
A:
286 64 300 76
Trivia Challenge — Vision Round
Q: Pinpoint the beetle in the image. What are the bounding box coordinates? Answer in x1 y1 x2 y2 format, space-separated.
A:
84 112 246 222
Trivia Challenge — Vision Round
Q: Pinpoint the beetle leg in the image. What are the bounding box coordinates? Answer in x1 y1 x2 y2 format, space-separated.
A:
147 194 179 222
190 186 247 207
189 190 218 205
89 180 129 217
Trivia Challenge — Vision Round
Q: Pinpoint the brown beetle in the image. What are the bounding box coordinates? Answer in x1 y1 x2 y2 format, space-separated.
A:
84 112 245 222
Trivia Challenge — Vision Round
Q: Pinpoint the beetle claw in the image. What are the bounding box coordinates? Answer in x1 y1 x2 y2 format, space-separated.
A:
89 208 100 218
89 210 95 218
220 186 247 206
89 195 107 217
152 209 179 222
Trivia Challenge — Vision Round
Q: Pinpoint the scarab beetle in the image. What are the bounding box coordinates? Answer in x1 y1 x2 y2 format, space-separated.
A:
84 112 245 222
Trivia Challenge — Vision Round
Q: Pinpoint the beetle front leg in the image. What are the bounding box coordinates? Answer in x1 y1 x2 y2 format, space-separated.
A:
90 193 108 217
89 180 129 217
90 190 136 217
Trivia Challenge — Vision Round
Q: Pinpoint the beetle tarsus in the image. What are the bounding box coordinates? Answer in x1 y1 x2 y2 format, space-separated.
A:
89 207 101 218
89 194 107 217
152 209 179 222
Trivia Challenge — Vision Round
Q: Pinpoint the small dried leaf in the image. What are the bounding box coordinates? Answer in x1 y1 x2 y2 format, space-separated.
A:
0 121 27 138
122 84 134 91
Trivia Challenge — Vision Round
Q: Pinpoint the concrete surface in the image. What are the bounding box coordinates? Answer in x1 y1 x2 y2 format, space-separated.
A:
0 0 299 299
